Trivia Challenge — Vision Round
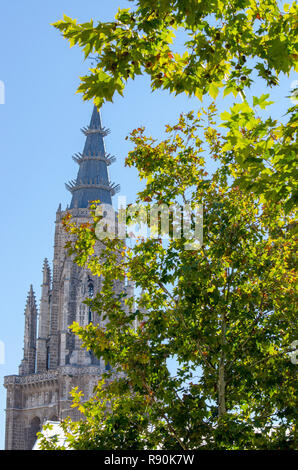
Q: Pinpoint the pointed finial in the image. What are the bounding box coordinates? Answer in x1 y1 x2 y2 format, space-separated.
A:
90 105 102 130
25 285 37 312
42 258 51 284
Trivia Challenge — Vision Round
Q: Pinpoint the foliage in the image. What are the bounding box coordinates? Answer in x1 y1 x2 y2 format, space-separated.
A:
39 0 298 450
53 0 298 209
40 110 297 450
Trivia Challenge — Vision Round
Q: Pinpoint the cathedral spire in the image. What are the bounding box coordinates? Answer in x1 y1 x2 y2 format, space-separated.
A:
66 106 119 209
42 258 51 285
36 259 51 372
19 285 38 376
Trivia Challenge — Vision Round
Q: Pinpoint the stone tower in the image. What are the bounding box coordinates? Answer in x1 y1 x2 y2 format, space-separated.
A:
4 106 133 450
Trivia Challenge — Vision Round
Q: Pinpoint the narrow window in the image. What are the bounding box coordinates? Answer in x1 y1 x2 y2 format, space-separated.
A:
88 282 94 297
88 282 94 323
46 346 50 370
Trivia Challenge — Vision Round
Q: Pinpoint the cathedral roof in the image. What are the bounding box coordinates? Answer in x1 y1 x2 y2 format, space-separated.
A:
66 106 119 209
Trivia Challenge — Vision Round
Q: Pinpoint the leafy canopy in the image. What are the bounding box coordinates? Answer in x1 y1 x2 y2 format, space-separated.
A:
53 0 297 210
40 109 297 450
40 0 298 450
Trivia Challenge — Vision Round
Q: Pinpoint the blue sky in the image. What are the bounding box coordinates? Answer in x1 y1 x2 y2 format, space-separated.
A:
0 0 296 449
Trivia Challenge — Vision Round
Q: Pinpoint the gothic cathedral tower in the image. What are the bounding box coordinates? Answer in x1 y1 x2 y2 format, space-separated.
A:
4 107 132 450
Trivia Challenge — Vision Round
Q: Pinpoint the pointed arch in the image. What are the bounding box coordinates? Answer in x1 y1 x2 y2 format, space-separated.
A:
27 416 41 450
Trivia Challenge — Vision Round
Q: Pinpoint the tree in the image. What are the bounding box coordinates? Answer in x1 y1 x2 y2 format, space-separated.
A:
53 0 297 210
39 109 297 450
39 1 298 450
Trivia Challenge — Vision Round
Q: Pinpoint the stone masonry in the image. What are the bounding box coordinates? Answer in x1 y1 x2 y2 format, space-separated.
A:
4 107 133 450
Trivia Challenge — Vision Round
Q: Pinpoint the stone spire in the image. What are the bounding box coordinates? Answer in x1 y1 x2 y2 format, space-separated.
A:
42 257 51 285
19 285 38 376
66 106 119 209
36 259 51 372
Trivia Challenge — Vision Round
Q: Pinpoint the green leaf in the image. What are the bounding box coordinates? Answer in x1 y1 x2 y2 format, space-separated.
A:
208 83 219 100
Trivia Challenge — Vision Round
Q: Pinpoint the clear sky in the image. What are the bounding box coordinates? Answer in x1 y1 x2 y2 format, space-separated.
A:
0 0 296 449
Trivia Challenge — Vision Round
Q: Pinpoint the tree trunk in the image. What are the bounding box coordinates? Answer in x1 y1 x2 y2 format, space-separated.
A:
218 314 226 417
